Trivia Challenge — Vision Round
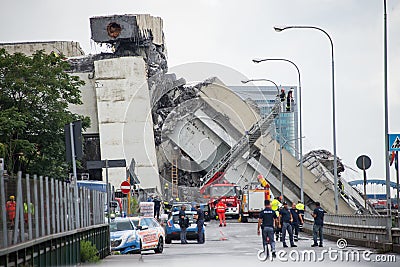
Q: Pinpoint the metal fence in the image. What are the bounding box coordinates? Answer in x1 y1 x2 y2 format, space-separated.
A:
0 171 108 265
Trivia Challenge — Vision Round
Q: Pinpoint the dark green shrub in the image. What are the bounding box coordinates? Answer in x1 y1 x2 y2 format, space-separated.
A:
80 240 100 263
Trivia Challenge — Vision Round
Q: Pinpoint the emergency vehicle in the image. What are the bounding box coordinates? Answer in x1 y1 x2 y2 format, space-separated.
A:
240 174 271 223
200 172 241 219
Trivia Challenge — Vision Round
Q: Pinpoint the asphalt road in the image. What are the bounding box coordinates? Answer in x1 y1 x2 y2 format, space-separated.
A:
93 219 399 267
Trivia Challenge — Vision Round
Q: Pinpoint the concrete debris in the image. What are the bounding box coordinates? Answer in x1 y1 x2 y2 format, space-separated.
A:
90 14 164 46
67 53 119 73
151 77 221 188
77 15 223 192
303 149 345 177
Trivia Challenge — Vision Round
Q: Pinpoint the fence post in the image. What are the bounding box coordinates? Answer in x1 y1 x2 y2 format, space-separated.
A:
85 188 89 227
33 175 39 238
67 183 72 230
55 180 60 233
64 182 69 231
39 176 45 236
25 174 33 240
79 187 83 228
93 191 97 225
45 177 50 235
0 169 8 247
60 181 65 232
13 171 24 244
51 178 56 234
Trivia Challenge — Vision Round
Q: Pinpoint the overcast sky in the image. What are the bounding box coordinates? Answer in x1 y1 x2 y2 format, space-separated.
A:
1 0 399 182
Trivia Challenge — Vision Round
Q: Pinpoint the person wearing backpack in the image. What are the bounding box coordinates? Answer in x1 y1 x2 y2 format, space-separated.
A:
179 205 188 244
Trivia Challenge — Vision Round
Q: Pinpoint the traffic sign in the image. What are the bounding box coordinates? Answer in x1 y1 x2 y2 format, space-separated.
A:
389 134 400 151
120 181 131 194
356 155 371 170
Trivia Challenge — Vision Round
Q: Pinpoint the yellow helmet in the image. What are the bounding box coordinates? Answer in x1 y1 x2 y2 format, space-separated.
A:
10 196 15 200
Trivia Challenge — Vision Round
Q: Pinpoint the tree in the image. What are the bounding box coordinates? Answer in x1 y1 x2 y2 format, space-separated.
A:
0 49 89 177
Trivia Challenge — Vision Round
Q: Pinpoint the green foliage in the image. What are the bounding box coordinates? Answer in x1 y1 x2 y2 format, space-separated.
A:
0 49 89 177
130 196 139 215
80 240 100 263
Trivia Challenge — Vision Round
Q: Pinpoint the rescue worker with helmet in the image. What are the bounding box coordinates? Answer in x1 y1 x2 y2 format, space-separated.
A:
296 201 305 229
271 196 283 240
6 196 16 227
216 199 227 227
23 202 34 223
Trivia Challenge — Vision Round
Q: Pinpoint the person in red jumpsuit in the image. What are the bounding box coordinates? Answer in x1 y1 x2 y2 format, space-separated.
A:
216 200 227 227
6 196 16 227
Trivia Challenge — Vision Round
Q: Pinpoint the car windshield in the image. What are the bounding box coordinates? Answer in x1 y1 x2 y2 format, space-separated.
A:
131 219 139 227
110 220 134 232
172 203 192 211
210 186 236 197
172 213 195 224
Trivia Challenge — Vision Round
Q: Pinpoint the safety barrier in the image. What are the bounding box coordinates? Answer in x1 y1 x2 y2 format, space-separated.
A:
0 171 109 265
303 213 398 251
0 224 109 266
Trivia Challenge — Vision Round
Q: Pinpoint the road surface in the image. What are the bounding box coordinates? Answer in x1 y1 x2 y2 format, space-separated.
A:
95 219 399 267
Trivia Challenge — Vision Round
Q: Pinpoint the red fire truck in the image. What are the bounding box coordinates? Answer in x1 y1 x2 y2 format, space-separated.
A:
200 172 241 219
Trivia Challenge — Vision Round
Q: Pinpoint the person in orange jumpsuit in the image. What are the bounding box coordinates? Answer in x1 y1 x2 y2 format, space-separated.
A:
216 200 227 227
6 196 16 227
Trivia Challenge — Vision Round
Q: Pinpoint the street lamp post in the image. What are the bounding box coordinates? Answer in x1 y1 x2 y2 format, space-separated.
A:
241 79 284 200
274 25 339 213
383 0 392 242
253 58 304 203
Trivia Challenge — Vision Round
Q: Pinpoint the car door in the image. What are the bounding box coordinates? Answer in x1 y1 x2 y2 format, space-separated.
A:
140 218 158 249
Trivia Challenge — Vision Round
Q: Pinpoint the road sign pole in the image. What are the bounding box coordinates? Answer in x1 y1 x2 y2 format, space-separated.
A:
363 168 367 209
69 123 77 182
106 159 110 225
128 176 131 216
69 123 80 229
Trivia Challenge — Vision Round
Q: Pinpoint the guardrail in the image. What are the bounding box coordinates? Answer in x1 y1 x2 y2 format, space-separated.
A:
303 213 399 252
0 224 109 266
0 171 109 265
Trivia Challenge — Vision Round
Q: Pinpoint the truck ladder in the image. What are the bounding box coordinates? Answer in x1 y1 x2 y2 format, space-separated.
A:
171 157 179 199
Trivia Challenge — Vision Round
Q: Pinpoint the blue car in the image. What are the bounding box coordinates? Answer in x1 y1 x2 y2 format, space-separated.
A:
110 218 141 254
165 210 205 244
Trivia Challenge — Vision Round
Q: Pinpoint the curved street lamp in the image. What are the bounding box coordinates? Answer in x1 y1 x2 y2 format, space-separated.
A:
273 25 339 214
252 57 304 203
241 78 285 201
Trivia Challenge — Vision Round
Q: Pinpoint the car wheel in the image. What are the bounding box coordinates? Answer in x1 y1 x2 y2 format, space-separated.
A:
154 237 164 253
165 236 171 244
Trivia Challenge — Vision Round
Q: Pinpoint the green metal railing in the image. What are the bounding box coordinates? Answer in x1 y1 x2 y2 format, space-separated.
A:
0 171 110 266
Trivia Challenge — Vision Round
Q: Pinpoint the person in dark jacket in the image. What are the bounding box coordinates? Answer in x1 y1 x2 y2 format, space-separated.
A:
279 202 297 247
153 196 161 220
311 202 325 247
195 204 205 244
258 200 278 258
179 205 188 244
290 202 303 241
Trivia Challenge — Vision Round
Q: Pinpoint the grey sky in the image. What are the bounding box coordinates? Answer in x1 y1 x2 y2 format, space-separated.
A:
1 0 399 181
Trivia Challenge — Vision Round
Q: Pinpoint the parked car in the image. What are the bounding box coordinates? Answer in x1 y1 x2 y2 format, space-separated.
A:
129 216 165 253
165 210 205 244
110 218 141 254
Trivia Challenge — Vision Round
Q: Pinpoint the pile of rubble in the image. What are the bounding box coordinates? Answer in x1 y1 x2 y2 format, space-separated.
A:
303 149 345 177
